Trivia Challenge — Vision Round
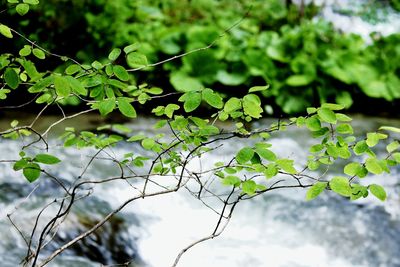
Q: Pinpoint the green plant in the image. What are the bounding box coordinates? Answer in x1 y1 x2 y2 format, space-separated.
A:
3 0 400 115
1 1 400 266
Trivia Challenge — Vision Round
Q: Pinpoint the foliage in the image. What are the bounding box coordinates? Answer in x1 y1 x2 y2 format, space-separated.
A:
1 1 400 266
3 0 399 114
390 0 400 11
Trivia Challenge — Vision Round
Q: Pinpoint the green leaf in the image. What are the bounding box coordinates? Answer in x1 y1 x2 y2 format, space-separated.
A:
276 159 297 174
224 167 237 174
202 88 223 109
123 43 140 54
13 159 28 171
379 126 400 133
164 104 180 118
138 93 150 104
154 119 167 129
336 113 352 122
312 127 330 138
23 0 39 4
327 144 339 158
295 116 306 127
0 89 10 100
365 158 383 175
65 64 82 75
32 48 45 59
248 85 270 93
224 97 241 113
305 116 321 131
255 147 277 161
329 176 352 197
0 24 13 38
64 76 87 96
19 60 39 82
317 108 337 124
146 87 163 95
99 98 116 116
10 120 18 128
242 180 257 195
366 132 387 147
28 76 53 93
307 160 320 170
310 144 324 153
351 184 368 200
307 107 317 114
261 163 276 179
19 45 31 57
126 52 148 68
386 141 400 153
53 75 71 97
392 152 400 163
142 138 155 150
23 163 41 182
4 68 20 89
107 79 127 90
113 65 129 81
344 162 363 176
336 124 353 134
127 134 146 142
222 175 241 187
236 147 254 164
183 91 202 112
118 97 137 118
306 182 327 201
354 140 368 155
108 48 121 61
199 125 220 136
321 103 345 110
369 184 387 201
243 94 263 119
34 154 61 165
16 3 29 16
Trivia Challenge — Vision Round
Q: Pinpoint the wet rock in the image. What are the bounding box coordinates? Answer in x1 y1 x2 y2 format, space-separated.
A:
0 182 32 204
51 196 143 266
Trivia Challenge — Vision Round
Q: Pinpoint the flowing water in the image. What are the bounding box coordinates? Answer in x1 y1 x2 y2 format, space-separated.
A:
297 0 400 42
0 115 400 267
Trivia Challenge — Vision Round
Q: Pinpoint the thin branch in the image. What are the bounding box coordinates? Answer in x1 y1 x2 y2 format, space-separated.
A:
0 94 40 109
10 29 86 68
41 109 94 136
171 188 239 267
36 187 180 267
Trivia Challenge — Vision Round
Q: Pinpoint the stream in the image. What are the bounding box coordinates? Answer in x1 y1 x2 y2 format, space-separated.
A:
0 115 400 267
299 0 400 42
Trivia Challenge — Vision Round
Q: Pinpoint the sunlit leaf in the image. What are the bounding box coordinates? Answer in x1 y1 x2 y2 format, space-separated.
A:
306 182 327 201
23 163 41 182
118 97 137 118
369 184 386 201
0 24 13 38
330 176 351 197
34 154 61 165
236 147 254 164
54 75 71 97
317 108 337 124
4 68 19 89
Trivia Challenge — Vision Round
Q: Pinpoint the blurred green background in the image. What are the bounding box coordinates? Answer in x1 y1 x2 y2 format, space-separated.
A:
1 0 400 115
